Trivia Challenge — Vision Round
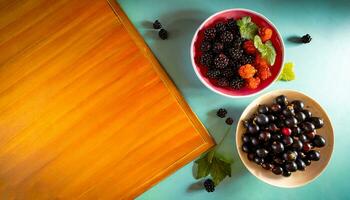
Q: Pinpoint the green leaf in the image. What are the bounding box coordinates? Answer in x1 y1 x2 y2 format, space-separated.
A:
278 62 296 81
210 157 232 186
253 35 277 65
214 127 234 164
237 16 258 40
194 153 211 179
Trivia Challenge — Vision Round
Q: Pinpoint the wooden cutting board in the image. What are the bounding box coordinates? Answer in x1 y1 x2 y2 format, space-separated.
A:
0 0 214 199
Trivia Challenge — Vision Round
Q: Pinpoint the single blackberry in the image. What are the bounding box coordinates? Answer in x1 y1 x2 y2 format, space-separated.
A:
204 179 215 192
241 54 255 65
226 117 234 125
228 59 241 69
226 18 238 31
200 40 211 52
214 54 229 69
159 29 168 40
228 48 243 60
216 108 227 118
204 28 216 40
200 53 213 67
215 22 226 33
212 42 224 53
220 31 234 43
206 69 221 79
221 68 234 78
301 34 312 43
217 77 229 87
153 20 162 29
230 77 245 90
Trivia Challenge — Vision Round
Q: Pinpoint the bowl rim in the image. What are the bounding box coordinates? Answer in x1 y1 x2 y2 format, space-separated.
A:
235 89 334 188
190 8 285 98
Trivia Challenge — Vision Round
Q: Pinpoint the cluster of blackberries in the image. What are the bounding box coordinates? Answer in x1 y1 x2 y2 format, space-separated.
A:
198 19 255 89
153 20 168 40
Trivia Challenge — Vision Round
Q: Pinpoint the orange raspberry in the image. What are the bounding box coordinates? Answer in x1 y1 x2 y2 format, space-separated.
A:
257 65 272 80
255 55 269 68
259 27 273 43
243 40 257 54
246 77 261 89
238 64 257 79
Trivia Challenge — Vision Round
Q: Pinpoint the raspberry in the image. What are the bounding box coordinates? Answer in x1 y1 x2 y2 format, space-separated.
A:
257 65 272 80
259 27 273 42
246 77 261 89
255 55 269 68
243 40 257 54
238 64 257 79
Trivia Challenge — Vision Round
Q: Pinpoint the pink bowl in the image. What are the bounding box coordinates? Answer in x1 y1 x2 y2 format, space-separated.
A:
190 9 285 98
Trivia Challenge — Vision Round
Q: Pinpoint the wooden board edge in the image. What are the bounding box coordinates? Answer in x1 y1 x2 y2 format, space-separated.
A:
106 0 214 147
106 0 215 198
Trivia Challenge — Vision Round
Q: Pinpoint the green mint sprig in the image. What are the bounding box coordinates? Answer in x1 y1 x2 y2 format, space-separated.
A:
254 35 277 65
237 16 258 40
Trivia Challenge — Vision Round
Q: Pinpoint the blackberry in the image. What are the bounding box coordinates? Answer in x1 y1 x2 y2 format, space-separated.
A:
217 108 227 118
301 34 312 43
241 54 255 65
200 53 213 67
200 40 211 52
228 59 241 69
206 69 221 79
221 68 234 78
231 77 245 90
204 28 216 40
153 20 162 29
227 18 238 31
215 22 226 33
159 29 168 40
217 77 229 87
226 117 234 125
220 31 234 43
214 54 229 69
213 42 224 53
203 179 215 192
228 48 243 60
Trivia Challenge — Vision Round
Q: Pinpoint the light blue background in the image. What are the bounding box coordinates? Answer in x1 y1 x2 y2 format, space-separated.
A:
117 0 349 199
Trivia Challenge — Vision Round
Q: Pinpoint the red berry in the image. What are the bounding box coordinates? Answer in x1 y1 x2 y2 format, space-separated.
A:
281 127 292 136
303 143 313 152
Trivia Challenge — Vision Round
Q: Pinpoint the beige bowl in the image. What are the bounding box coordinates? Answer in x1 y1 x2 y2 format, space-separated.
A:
236 89 334 188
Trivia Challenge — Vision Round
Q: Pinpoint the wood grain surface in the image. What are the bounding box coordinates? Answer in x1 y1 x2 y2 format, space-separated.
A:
0 0 214 199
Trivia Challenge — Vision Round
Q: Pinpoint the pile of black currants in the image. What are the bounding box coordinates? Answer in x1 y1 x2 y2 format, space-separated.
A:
241 95 326 177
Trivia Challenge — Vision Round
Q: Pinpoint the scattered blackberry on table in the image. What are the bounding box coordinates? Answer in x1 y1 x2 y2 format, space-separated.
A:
158 28 168 40
203 179 215 192
240 95 327 177
217 108 227 118
226 117 234 125
230 77 244 90
153 20 162 29
214 54 229 69
204 28 216 40
215 22 226 32
213 42 224 53
206 69 221 79
200 53 213 67
200 40 211 52
301 34 312 43
217 77 229 87
220 31 234 43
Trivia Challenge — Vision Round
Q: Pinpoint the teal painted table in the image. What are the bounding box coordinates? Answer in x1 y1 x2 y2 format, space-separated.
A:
117 0 349 199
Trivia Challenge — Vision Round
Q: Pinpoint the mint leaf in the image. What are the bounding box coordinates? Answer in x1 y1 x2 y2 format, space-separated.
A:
237 16 258 40
210 157 232 186
194 153 210 179
254 35 277 65
278 62 296 81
